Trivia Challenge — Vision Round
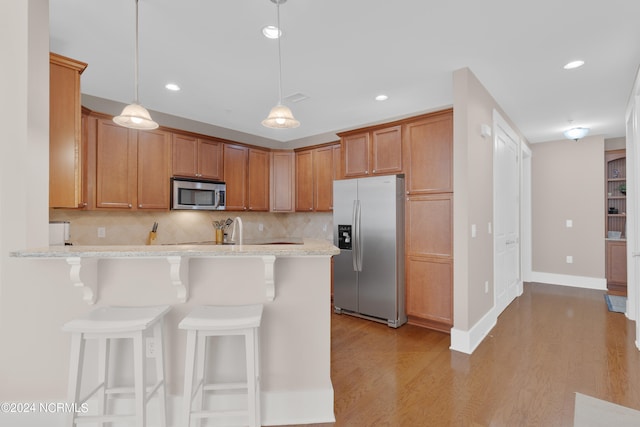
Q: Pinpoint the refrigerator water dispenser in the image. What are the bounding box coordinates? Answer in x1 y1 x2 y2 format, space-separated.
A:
338 225 352 250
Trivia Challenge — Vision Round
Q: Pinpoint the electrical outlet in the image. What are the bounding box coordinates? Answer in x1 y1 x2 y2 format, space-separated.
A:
258 223 264 232
566 256 573 264
97 227 106 238
146 337 155 358
323 224 328 232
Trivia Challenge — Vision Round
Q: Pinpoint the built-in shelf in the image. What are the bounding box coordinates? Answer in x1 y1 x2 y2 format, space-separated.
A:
605 149 627 294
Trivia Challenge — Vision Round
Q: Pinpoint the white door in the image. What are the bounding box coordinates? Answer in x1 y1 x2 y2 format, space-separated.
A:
494 111 521 314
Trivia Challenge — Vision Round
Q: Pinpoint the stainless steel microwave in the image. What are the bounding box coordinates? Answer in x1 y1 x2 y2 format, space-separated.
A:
171 178 226 210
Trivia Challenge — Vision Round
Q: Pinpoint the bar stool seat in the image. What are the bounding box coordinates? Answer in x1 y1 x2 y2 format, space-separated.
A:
63 305 171 427
179 304 264 427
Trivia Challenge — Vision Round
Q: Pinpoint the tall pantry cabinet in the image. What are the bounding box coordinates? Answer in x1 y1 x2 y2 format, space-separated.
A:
404 110 454 332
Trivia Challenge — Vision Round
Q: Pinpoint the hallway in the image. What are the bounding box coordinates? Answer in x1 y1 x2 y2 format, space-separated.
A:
286 283 640 426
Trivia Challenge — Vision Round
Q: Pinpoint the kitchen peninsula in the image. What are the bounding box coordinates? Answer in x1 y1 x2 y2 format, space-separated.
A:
11 239 338 425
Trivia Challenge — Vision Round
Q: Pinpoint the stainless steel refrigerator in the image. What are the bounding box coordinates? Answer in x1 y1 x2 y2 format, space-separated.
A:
333 174 406 328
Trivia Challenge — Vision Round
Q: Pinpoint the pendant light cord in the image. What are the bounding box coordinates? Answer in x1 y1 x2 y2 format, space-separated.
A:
134 0 140 104
276 0 283 105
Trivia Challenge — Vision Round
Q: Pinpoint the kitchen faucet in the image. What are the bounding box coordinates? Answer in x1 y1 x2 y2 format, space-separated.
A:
230 217 243 245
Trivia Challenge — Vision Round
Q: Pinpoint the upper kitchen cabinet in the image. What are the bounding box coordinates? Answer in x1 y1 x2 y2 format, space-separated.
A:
295 143 339 212
89 117 171 210
403 110 453 194
270 151 295 212
172 133 223 181
339 125 403 178
49 52 88 208
224 144 270 211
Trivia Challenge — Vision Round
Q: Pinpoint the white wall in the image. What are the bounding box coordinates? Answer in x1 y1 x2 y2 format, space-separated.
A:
530 136 606 287
0 0 61 400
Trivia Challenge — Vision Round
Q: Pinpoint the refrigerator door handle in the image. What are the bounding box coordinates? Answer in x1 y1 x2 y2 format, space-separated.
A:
355 199 363 272
352 200 358 272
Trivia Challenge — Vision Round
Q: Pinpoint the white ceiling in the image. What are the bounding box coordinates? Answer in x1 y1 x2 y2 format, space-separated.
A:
49 0 640 147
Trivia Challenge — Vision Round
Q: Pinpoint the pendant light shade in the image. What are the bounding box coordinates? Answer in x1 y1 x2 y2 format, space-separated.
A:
262 0 299 129
113 103 158 130
262 104 300 128
114 0 158 130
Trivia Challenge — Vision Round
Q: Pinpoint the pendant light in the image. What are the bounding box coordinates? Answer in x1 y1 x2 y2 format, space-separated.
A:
262 0 300 129
113 0 158 130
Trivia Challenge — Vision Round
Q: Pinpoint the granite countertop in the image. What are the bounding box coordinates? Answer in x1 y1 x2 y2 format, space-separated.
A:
10 238 339 258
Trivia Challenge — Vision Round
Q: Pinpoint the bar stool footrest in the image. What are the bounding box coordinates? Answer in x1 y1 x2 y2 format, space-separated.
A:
203 381 249 392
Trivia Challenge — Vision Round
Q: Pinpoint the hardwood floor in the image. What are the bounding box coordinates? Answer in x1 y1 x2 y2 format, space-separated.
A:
281 282 640 426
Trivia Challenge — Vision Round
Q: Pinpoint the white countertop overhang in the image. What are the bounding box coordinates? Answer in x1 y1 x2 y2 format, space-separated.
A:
10 239 339 305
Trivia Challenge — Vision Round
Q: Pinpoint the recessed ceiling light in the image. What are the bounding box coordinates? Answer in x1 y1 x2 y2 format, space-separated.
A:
375 94 389 101
563 60 585 70
165 83 181 91
262 25 281 39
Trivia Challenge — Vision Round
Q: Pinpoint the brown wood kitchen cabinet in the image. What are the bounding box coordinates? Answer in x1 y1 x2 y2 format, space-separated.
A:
403 110 453 194
295 143 339 212
172 133 223 180
405 193 453 331
339 125 402 178
49 52 88 208
270 151 295 212
90 117 171 210
224 144 270 211
403 109 454 331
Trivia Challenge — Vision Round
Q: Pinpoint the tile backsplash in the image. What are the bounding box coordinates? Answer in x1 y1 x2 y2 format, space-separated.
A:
49 210 333 246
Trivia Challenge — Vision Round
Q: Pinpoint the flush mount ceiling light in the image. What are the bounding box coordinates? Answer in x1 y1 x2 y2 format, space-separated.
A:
165 83 181 91
563 60 585 70
375 94 389 101
113 0 159 130
262 0 300 129
564 127 590 141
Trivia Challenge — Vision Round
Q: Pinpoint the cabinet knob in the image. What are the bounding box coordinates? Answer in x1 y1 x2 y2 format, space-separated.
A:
365 171 369 175
372 169 376 173
309 208 313 211
138 204 143 208
128 204 132 208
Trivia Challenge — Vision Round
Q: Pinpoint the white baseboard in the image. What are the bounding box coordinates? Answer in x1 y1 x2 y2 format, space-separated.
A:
529 271 607 290
450 307 497 355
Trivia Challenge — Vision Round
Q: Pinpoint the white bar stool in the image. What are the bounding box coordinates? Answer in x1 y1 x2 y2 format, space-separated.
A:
179 304 264 427
62 305 171 427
